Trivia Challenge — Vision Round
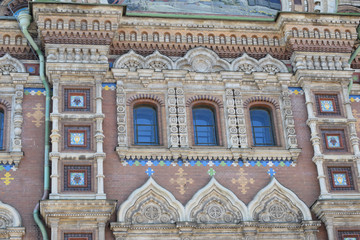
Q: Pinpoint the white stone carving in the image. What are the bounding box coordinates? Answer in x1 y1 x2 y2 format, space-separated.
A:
0 200 25 239
230 53 260 74
113 48 288 74
116 82 127 147
258 54 288 74
118 177 185 223
145 50 174 71
281 84 298 149
46 46 108 64
248 178 312 222
12 85 24 152
175 47 230 72
185 178 248 223
0 54 26 74
0 201 22 228
291 52 351 71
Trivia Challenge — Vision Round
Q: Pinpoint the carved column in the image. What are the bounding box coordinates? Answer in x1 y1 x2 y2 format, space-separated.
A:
168 87 179 148
50 76 61 199
12 84 23 152
225 89 240 148
116 81 127 147
281 84 298 149
95 79 104 154
176 87 188 148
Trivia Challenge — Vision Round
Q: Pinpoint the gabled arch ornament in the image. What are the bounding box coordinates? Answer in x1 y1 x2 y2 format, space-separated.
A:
0 54 26 75
248 177 312 222
117 177 185 224
111 177 320 239
185 177 248 223
0 200 25 239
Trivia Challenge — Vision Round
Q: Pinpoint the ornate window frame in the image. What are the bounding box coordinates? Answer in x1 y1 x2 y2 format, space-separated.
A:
0 53 27 167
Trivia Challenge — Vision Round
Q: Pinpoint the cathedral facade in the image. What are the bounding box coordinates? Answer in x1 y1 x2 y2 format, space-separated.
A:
0 0 360 239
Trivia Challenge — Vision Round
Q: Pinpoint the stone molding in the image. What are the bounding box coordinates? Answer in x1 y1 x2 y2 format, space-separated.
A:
113 48 288 74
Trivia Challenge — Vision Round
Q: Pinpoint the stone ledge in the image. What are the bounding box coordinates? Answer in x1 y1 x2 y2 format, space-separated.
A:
40 199 117 225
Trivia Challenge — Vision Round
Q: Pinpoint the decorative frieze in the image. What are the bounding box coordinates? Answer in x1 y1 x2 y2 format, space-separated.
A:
113 48 289 74
291 52 351 72
46 46 108 64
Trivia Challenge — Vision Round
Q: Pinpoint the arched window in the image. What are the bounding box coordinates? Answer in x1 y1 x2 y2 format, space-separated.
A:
192 107 217 146
0 108 4 150
250 108 275 146
133 106 159 145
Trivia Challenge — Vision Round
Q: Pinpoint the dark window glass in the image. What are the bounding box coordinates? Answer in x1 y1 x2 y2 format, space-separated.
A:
250 108 275 146
0 109 3 150
192 107 217 146
134 106 159 145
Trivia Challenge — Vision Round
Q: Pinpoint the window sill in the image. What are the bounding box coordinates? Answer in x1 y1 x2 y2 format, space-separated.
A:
0 151 23 167
116 146 301 162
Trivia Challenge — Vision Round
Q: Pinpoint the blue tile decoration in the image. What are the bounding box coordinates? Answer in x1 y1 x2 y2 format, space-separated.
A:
288 87 304 95
350 95 360 103
121 157 295 168
70 132 85 146
327 135 341 148
267 168 276 177
70 172 85 186
145 167 154 176
102 83 116 91
344 238 357 240
320 99 334 112
24 88 47 96
70 95 85 108
333 173 347 186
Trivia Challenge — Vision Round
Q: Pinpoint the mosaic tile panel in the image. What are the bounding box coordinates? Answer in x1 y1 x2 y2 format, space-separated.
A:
64 126 90 150
24 88 46 96
64 233 92 240
315 94 340 116
320 99 334 112
338 231 360 240
325 134 343 149
322 130 347 152
69 93 86 108
328 167 355 191
102 83 116 91
64 88 90 111
64 165 91 191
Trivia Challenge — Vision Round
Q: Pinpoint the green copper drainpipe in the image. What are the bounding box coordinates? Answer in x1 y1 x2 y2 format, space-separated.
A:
17 11 50 240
